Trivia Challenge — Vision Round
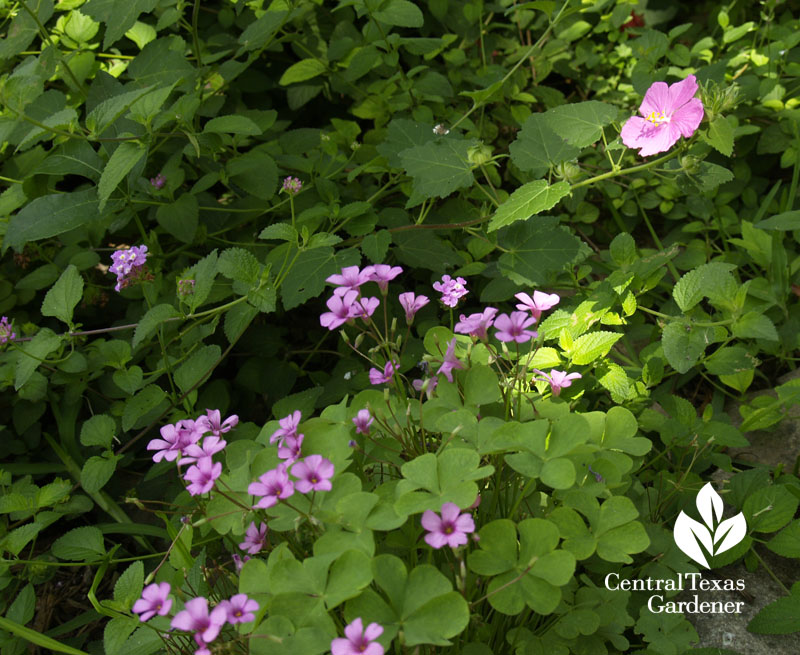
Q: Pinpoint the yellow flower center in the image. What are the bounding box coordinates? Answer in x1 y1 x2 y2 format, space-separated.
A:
646 111 669 126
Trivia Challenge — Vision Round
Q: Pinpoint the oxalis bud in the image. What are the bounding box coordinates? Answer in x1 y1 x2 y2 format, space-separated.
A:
554 161 582 182
467 143 493 166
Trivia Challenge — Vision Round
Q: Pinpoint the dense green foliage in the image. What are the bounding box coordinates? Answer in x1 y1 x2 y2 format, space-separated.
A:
1 0 800 653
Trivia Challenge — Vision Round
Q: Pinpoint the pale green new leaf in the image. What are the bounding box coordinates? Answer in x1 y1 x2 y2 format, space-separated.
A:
488 180 570 231
569 331 623 365
279 58 327 85
81 0 158 48
672 262 737 312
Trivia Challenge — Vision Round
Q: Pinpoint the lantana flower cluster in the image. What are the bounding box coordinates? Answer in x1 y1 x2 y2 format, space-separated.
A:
146 409 239 496
109 245 149 292
132 582 258 655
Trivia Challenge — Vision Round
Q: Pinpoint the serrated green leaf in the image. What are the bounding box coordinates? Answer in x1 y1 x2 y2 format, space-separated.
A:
662 322 720 374
4 189 99 252
204 115 262 135
41 265 83 325
133 304 180 349
80 414 116 448
98 141 146 211
747 594 800 634
569 331 622 365
218 247 261 285
238 8 287 52
84 86 155 136
508 114 581 178
224 303 258 344
672 262 738 312
156 193 198 243
281 247 360 310
754 210 800 231
488 180 571 231
174 345 221 395
704 115 734 156
399 139 476 200
114 561 144 609
279 58 327 85
766 520 800 558
81 454 120 493
122 385 168 431
374 0 424 27
259 223 298 241
81 0 158 48
0 0 54 60
15 329 62 390
377 119 433 168
186 250 218 313
544 101 618 148
52 526 105 561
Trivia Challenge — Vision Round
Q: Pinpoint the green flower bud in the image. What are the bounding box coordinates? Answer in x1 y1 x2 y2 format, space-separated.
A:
467 143 493 166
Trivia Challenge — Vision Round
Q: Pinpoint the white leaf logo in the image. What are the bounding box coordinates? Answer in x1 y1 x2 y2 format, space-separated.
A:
674 483 747 568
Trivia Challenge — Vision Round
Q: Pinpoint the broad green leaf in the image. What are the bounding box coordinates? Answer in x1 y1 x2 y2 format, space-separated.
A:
4 189 99 252
127 37 195 87
174 345 221 395
186 249 218 313
609 232 636 267
661 322 722 375
392 231 465 272
464 365 502 406
259 223 297 242
704 346 757 376
747 593 800 635
0 0 54 60
15 329 62 390
766 520 800 558
35 140 104 181
540 458 575 489
98 141 146 211
81 454 121 493
133 304 180 349
238 8 288 51
399 139 476 200
754 210 800 230
596 520 650 563
497 218 586 285
113 560 144 611
703 115 734 156
377 119 433 167
124 20 156 49
156 193 198 243
85 86 156 136
743 486 798 533
672 262 738 312
218 247 261 285
281 246 360 310
52 526 105 560
488 180 571 232
204 115 262 135
544 101 618 148
7 583 35 625
279 58 327 85
224 303 259 344
0 616 90 655
81 0 159 48
374 0 424 27
122 384 168 431
227 151 278 200
41 265 83 326
569 331 622 365
80 414 116 448
508 114 581 179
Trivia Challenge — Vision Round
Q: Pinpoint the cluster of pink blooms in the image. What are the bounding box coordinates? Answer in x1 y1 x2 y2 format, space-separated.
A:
109 245 149 292
281 176 302 194
248 411 335 508
320 265 403 330
132 582 258 655
146 409 239 496
453 290 559 344
0 316 15 344
433 275 468 307
621 74 704 157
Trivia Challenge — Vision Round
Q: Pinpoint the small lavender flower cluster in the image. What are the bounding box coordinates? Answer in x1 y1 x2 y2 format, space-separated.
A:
132 582 258 655
0 316 15 344
281 176 302 194
248 410 335 508
177 278 196 297
146 409 239 496
109 245 149 292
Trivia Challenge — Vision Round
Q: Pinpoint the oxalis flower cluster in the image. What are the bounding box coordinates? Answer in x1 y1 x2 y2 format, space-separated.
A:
132 582 258 655
147 409 238 496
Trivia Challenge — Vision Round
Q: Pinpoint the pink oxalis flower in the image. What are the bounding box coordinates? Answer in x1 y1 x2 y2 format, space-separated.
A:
494 311 538 343
132 582 172 622
277 433 304 464
171 597 227 655
292 454 335 493
398 292 429 324
184 457 222 496
369 360 397 385
534 369 582 396
331 617 385 655
179 436 227 467
147 420 202 463
320 289 359 330
270 411 301 445
352 408 373 435
239 521 268 555
249 465 294 508
364 264 403 293
218 594 259 624
421 502 475 549
326 266 371 293
436 338 464 383
620 75 704 157
455 307 498 340
433 275 468 308
514 291 560 320
200 409 238 437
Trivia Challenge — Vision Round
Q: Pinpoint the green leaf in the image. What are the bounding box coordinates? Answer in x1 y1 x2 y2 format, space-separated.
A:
281 246 360 310
0 616 90 655
569 331 622 365
747 593 800 634
497 218 586 286
361 230 392 263
377 119 433 168
219 248 261 285
114 561 144 609
125 20 156 49
127 37 194 87
399 139 476 200
732 312 779 341
766 520 800 558
279 58 327 85
392 231 465 272
704 346 757 376
488 180 571 232
508 114 581 179
81 454 121 493
464 365 502 406
52 526 105 561
227 151 277 200
540 458 575 489
81 0 158 48
672 262 738 312
609 232 636 267
754 210 800 230
703 115 734 156
174 345 221 395
324 550 373 609
238 8 287 51
259 223 297 242
113 366 144 395
85 86 156 136
41 265 83 326
15 328 62 390
122 384 168 431
224 303 259 344
35 140 104 181
0 0 54 60
186 249 218 313
662 322 722 375
204 115 262 136
133 304 180 349
156 193 198 243
596 520 650 563
98 141 146 212
80 414 116 448
544 101 618 148
4 189 99 252
743 486 798 533
374 0 424 27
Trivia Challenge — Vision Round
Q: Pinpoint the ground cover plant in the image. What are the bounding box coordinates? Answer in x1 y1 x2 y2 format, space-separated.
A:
0 0 799 653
